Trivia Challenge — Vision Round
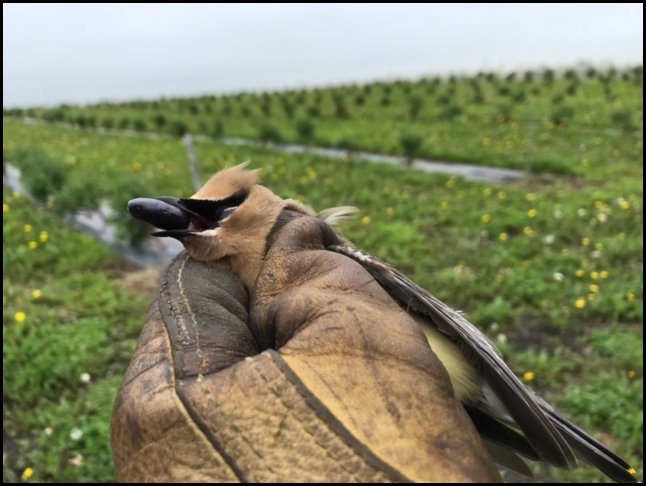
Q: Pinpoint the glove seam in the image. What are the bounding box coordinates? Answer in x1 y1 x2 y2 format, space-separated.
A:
159 252 249 482
263 349 414 483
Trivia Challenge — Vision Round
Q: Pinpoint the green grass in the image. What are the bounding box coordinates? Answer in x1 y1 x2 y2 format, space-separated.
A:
2 66 643 483
3 187 148 482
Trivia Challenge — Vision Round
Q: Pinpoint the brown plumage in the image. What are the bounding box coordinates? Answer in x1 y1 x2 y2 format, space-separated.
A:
128 163 638 483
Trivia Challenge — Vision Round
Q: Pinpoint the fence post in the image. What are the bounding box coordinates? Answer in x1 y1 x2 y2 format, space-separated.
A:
183 133 202 191
525 97 535 173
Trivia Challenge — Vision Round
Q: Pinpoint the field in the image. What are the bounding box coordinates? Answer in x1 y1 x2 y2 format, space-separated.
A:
7 66 642 175
2 66 643 482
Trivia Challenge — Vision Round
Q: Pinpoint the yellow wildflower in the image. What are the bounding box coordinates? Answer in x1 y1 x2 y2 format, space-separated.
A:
497 191 507 200
627 292 636 303
499 232 508 241
575 269 585 278
589 284 599 293
2 203 8 213
527 209 538 218
574 299 586 310
523 226 535 237
627 370 636 379
39 231 49 243
361 216 371 225
32 289 43 300
386 207 395 216
590 271 599 280
582 237 591 247
24 224 33 233
21 468 33 481
523 371 535 382
526 193 536 201
15 312 26 323
28 241 38 250
600 271 609 279
440 201 449 210
481 214 491 224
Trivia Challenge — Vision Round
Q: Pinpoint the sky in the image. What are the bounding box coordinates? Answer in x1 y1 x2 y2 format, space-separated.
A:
3 3 643 108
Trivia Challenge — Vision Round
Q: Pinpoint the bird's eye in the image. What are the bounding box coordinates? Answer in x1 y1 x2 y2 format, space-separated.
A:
220 206 237 220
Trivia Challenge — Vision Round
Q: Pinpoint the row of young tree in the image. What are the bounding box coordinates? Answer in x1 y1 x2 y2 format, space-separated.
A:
4 65 642 144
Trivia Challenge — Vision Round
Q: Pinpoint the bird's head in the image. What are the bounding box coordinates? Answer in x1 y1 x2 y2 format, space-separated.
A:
128 163 317 288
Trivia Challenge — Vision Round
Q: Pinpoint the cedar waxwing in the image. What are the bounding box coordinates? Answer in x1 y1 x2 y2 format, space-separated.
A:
128 163 637 483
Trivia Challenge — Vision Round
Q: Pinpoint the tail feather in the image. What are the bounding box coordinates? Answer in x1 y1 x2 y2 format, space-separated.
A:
318 206 358 226
542 404 638 483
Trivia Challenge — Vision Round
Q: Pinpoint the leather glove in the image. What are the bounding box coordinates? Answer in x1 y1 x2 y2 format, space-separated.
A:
111 215 500 482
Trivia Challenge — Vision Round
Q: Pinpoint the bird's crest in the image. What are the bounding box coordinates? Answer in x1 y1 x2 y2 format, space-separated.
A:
192 162 259 200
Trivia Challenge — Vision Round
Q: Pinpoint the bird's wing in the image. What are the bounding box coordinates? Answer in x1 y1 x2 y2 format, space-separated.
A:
329 244 576 468
330 244 638 483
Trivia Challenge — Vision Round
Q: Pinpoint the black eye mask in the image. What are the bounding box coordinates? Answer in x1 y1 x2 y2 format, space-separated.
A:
178 192 247 230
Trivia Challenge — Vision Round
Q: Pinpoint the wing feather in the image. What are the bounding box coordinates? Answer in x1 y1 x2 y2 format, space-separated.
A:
330 244 639 482
329 244 576 468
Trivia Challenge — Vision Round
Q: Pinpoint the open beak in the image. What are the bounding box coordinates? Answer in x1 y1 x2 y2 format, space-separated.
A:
150 228 195 238
128 195 235 239
127 197 195 238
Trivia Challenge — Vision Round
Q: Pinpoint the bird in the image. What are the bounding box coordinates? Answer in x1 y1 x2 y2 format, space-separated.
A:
128 163 638 483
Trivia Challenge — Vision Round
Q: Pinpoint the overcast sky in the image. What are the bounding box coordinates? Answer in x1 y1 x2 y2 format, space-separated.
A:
3 3 643 108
